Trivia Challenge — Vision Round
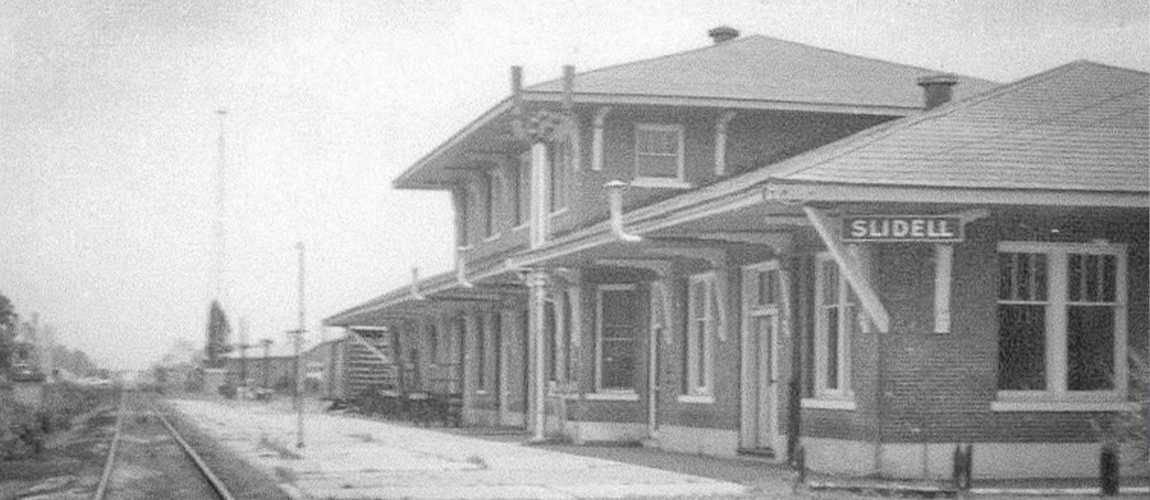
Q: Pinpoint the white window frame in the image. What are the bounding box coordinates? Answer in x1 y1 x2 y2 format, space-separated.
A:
594 284 639 394
633 123 689 188
684 272 715 398
549 129 578 216
993 241 1128 410
813 252 854 402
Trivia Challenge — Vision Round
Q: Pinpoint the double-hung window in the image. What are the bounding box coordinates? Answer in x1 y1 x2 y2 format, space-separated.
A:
595 285 639 393
814 253 855 401
634 124 686 187
549 133 574 214
996 242 1127 409
685 273 715 397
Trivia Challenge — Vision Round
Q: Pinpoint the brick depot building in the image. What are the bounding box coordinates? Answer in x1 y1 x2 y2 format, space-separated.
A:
325 29 1148 479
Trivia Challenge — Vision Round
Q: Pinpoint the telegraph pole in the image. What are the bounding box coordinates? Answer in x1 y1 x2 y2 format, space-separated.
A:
289 241 306 449
214 109 228 305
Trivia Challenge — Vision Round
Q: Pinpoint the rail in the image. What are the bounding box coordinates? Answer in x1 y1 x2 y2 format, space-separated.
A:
93 392 237 500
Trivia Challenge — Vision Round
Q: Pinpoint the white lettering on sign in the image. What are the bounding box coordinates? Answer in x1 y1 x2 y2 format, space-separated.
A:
843 216 962 243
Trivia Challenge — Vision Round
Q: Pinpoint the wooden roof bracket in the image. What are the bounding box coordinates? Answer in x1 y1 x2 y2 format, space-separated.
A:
605 180 643 242
642 247 731 341
802 206 890 333
595 259 675 334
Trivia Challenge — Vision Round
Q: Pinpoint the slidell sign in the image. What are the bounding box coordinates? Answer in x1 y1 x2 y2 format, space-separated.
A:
842 215 963 243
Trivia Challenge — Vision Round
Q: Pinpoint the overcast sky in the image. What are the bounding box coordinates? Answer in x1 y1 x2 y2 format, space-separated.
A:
2 0 1147 370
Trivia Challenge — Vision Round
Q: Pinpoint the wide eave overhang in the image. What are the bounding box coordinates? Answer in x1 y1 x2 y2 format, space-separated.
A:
323 260 523 328
391 91 922 191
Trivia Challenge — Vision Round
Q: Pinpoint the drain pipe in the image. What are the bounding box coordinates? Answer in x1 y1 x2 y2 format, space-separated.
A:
605 180 641 242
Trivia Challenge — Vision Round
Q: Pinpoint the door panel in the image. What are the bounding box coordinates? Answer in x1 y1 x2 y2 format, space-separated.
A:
741 262 785 452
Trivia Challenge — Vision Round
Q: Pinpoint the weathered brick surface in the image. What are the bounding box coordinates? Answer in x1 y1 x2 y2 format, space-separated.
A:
873 212 1149 444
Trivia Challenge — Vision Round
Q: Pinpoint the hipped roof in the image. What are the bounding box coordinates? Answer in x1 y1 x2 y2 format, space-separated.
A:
780 60 1148 191
393 34 998 189
525 35 996 108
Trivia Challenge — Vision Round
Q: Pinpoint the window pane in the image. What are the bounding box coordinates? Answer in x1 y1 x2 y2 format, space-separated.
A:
1067 305 1115 391
822 262 838 305
546 303 557 381
695 320 707 388
477 318 486 387
637 129 677 155
601 339 634 389
1068 254 1082 302
691 282 705 318
757 271 769 306
518 154 530 225
1084 255 1099 302
763 271 777 305
825 307 839 390
510 163 521 226
1033 254 1047 301
637 155 679 178
1101 255 1117 303
602 290 636 326
997 304 1046 390
1017 253 1031 299
999 253 1013 300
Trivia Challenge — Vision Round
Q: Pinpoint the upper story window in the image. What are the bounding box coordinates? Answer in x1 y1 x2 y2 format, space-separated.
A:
996 242 1127 404
634 123 687 188
549 134 574 214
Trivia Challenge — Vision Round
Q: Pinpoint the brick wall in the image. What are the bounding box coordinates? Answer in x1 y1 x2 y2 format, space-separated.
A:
872 210 1149 444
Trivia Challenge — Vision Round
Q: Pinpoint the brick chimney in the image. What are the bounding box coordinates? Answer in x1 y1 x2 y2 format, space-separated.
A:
708 26 739 44
916 74 959 110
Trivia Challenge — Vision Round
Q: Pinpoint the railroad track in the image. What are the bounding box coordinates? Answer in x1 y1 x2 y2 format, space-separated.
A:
93 391 237 500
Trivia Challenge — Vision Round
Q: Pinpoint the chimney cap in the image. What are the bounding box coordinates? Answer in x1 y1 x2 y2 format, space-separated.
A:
916 73 960 87
708 26 740 44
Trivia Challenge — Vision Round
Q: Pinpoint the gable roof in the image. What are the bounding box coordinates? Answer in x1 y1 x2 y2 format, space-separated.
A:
526 35 998 110
780 61 1149 192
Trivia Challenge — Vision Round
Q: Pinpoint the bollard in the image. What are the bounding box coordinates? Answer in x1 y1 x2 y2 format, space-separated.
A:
1100 442 1119 496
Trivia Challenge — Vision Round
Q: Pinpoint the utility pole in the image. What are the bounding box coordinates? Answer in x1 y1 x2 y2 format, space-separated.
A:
288 241 306 449
214 109 229 305
239 317 249 387
260 338 272 389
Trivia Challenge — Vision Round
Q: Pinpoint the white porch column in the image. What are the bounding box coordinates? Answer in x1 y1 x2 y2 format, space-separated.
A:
526 269 550 441
529 141 550 249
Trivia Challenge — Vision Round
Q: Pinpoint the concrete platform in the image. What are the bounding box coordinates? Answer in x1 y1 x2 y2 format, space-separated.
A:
169 399 749 499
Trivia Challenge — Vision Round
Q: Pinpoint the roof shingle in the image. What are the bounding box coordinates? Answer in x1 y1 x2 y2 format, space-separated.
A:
783 61 1149 192
527 35 998 109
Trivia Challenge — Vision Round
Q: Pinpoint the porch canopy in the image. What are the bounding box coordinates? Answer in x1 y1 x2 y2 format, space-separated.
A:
506 60 1149 333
